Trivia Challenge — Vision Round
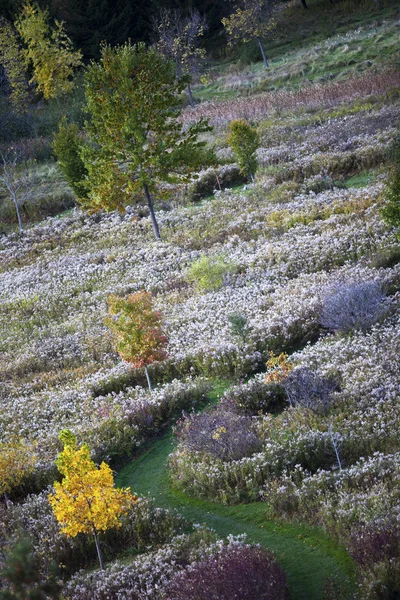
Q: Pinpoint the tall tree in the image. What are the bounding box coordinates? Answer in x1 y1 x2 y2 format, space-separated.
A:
106 291 168 391
0 18 29 111
15 1 82 99
222 0 278 68
48 430 134 570
154 8 207 106
82 42 212 239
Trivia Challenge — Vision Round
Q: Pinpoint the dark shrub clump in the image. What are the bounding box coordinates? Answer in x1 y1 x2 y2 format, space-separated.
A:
162 544 289 600
174 407 262 461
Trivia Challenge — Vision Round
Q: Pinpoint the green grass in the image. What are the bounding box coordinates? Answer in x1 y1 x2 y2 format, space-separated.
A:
117 383 357 600
344 172 375 188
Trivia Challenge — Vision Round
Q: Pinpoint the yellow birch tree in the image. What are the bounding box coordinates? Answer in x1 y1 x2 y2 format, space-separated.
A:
48 430 134 570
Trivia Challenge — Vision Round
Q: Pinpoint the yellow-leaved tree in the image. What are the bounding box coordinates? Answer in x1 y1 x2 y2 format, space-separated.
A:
15 1 82 100
0 441 36 503
48 430 134 570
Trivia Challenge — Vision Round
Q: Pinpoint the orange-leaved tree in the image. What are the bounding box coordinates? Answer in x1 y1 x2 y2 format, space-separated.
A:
48 430 134 570
105 291 168 391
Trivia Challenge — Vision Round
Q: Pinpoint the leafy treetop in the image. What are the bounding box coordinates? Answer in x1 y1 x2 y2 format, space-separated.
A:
81 42 213 238
222 0 278 68
106 291 168 370
48 431 133 540
15 1 82 99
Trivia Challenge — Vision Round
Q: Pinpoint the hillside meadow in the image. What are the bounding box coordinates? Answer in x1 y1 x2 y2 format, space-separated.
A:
1 0 400 598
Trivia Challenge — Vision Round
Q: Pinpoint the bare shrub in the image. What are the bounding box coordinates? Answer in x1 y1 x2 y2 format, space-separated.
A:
174 407 262 461
282 367 339 415
162 544 289 600
320 280 387 334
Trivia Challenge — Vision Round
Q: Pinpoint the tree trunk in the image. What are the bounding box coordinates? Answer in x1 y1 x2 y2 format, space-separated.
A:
143 183 161 240
93 528 104 570
328 422 342 470
145 366 152 392
247 162 255 183
187 83 195 108
11 194 24 233
300 0 308 8
257 38 268 68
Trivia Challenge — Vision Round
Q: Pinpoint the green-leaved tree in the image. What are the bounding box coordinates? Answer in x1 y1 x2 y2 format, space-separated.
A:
222 0 278 68
82 42 213 239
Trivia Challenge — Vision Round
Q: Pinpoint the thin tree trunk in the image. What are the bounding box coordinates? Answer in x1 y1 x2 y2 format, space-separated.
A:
300 0 308 8
143 183 161 240
187 83 195 108
257 38 268 68
248 162 255 183
11 194 24 233
145 366 152 392
328 422 342 470
93 528 104 570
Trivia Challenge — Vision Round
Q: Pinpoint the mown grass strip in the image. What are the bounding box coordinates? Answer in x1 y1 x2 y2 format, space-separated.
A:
117 427 356 600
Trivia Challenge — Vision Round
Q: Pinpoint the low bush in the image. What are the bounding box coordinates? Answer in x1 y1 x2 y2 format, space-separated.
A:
349 520 400 600
163 543 289 600
320 280 387 333
186 253 237 292
282 367 339 415
222 376 286 415
174 407 262 462
188 164 246 202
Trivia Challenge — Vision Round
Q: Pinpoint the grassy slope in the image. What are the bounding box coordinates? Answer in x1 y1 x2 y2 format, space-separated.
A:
197 0 400 101
117 385 356 600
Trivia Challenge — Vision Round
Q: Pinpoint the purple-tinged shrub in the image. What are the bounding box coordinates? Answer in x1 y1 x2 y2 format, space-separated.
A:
282 367 339 415
174 407 262 461
349 521 400 600
162 544 289 600
320 280 387 334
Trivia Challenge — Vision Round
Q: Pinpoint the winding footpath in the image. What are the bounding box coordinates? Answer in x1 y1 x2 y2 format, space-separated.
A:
117 432 356 599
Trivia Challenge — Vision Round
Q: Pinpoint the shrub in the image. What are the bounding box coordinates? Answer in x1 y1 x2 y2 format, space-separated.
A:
174 407 262 461
281 368 339 415
227 119 259 182
186 254 237 292
222 377 286 415
348 520 400 600
188 164 246 201
52 117 88 199
162 543 289 600
320 280 387 334
228 312 250 344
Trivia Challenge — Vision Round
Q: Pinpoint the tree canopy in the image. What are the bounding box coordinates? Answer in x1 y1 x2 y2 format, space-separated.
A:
81 42 213 239
222 0 278 68
48 430 134 569
15 1 82 100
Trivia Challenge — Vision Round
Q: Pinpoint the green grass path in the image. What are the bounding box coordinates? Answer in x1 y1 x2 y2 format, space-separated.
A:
117 433 356 599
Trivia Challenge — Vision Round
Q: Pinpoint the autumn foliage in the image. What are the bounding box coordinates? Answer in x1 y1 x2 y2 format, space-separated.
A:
0 441 36 499
106 291 168 370
48 430 134 569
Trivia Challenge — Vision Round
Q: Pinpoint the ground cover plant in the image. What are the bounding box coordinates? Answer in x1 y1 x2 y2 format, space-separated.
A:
1 0 400 597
